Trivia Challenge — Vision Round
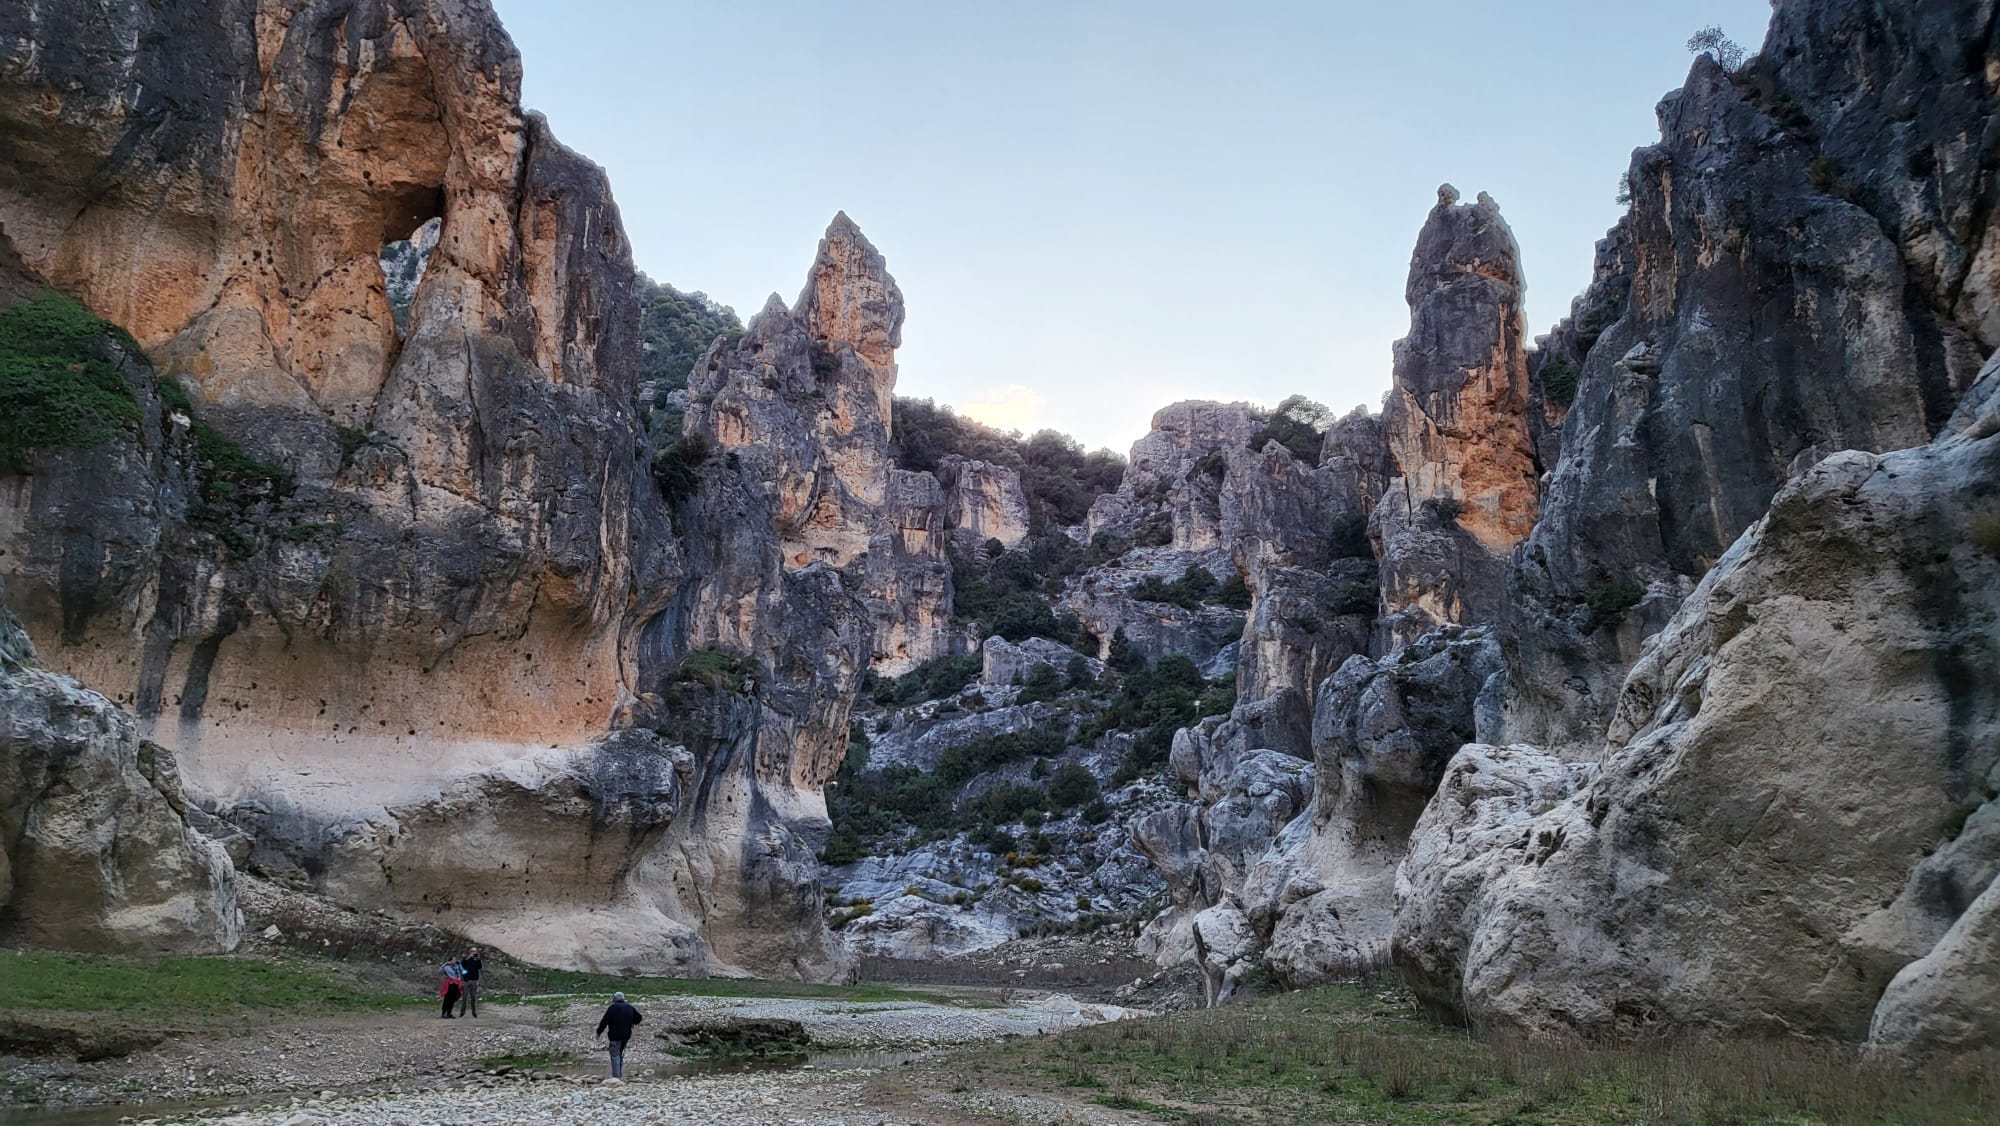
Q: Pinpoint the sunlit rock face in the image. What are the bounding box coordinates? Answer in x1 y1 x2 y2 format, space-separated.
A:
0 0 674 817
655 214 962 978
1373 185 1538 649
939 456 1031 550
0 0 711 972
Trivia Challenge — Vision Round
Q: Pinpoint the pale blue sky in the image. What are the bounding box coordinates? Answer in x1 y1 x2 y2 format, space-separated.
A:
489 0 1773 453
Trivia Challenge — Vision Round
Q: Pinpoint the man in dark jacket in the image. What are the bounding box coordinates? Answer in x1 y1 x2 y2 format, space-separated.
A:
458 948 484 1017
594 992 642 1079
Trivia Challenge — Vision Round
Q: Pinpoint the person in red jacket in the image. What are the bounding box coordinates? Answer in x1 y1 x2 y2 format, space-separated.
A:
438 959 465 1019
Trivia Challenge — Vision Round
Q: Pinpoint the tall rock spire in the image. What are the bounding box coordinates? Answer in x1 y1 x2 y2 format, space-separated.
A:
1372 185 1540 642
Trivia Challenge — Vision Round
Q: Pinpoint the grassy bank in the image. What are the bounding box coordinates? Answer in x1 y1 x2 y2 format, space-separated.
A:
0 950 410 1025
953 980 1999 1124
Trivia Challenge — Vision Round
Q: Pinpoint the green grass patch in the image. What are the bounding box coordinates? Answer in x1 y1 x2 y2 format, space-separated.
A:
477 1049 574 1071
670 647 761 693
0 291 144 473
0 951 410 1023
498 964 962 1007
955 981 2000 1124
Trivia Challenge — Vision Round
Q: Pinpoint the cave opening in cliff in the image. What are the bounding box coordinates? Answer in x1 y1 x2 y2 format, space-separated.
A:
379 202 444 337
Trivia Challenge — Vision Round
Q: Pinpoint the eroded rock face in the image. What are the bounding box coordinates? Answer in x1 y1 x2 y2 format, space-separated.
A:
1501 0 2000 751
651 215 959 978
0 0 676 828
1243 628 1501 987
939 457 1030 549
0 582 240 954
1374 186 1538 646
1395 360 2000 1041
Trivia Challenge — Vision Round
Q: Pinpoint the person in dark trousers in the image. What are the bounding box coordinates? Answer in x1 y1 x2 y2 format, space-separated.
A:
458 947 484 1017
439 958 465 1019
594 991 642 1079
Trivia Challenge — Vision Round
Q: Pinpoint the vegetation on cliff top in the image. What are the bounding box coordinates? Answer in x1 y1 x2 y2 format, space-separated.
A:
637 275 743 402
892 396 1125 526
0 291 144 473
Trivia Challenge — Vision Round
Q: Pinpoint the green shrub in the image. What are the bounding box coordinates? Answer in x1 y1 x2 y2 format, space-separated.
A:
154 371 290 548
873 652 982 706
1328 510 1373 559
652 431 711 505
1584 581 1644 632
673 647 761 691
1047 762 1100 809
0 292 144 474
1107 628 1147 674
1014 662 1065 705
1422 495 1465 524
1064 654 1096 689
1971 513 2000 560
891 396 1125 526
1089 654 1220 783
1323 563 1382 616
1248 394 1332 463
938 727 1066 786
1539 356 1580 408
1131 563 1225 611
636 275 742 405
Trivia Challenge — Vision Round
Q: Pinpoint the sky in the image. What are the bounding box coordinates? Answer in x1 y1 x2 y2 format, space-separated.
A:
488 0 1775 454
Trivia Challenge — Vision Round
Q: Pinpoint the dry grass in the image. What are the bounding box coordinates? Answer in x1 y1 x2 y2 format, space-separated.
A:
954 979 2000 1124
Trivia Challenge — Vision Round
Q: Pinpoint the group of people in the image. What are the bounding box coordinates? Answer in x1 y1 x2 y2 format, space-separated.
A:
437 947 484 1018
435 950 645 1079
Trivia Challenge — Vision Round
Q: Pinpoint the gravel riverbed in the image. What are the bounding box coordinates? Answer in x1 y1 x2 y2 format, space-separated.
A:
4 992 1151 1126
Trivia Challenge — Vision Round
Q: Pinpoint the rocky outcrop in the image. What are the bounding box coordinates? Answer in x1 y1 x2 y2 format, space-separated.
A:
1246 628 1501 986
1395 355 2000 1042
0 0 676 829
981 636 1101 689
316 732 701 975
647 215 960 977
1374 186 1538 647
0 580 240 953
1500 0 2000 751
939 457 1030 549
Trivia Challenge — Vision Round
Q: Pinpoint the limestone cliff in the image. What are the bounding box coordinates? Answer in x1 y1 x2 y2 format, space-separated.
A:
649 215 953 977
1394 0 2000 1046
0 0 734 974
1500 0 2000 751
1396 354 2000 1045
0 0 674 819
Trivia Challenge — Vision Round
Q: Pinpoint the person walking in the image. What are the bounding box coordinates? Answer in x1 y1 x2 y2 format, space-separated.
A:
594 991 642 1079
439 957 465 1019
458 947 484 1017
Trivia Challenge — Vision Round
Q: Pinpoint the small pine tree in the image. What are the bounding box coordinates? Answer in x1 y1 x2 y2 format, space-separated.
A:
1107 627 1147 674
1686 25 1745 72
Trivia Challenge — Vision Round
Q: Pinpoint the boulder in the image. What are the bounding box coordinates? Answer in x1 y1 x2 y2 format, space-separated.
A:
980 636 1099 689
0 582 240 953
1395 357 2000 1041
